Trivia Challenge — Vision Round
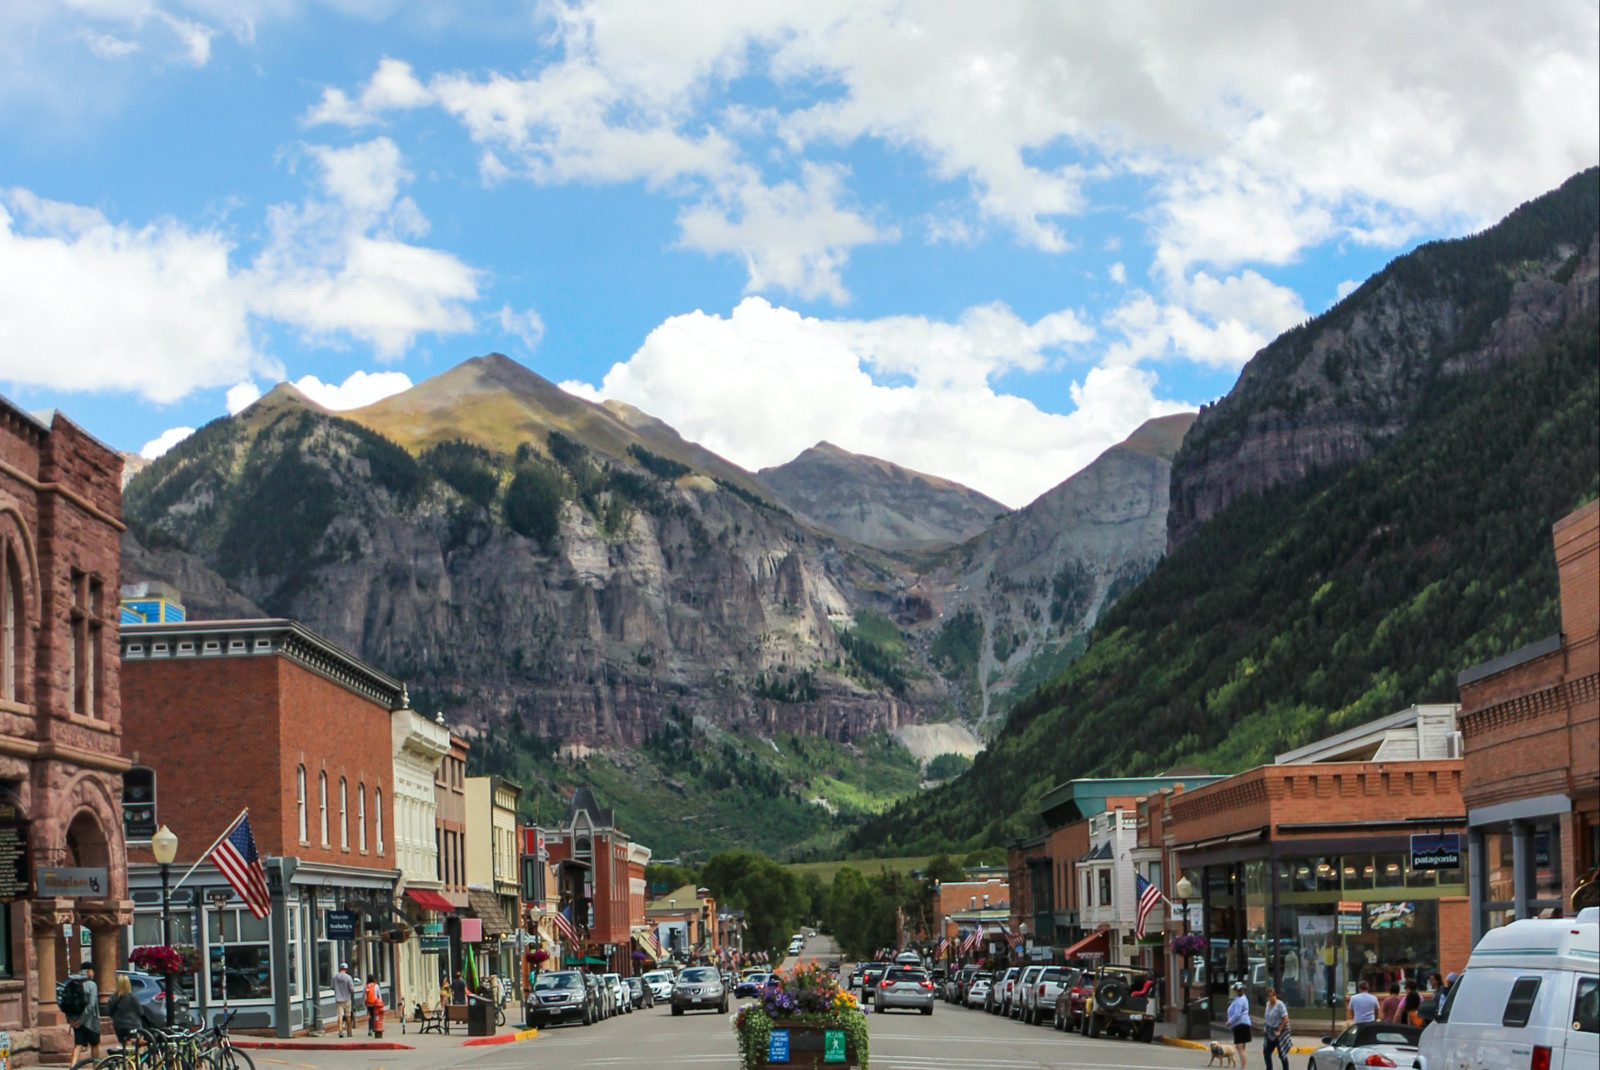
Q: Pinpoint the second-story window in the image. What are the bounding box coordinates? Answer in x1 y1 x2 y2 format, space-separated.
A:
319 772 329 846
1 542 19 703
69 570 104 716
1098 869 1112 906
338 778 349 850
374 786 384 855
297 766 308 843
357 783 367 852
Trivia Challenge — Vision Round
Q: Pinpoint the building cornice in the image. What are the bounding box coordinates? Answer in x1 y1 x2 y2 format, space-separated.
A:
122 619 404 708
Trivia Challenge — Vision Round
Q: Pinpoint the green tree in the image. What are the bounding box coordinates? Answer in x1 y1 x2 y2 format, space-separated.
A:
701 850 807 958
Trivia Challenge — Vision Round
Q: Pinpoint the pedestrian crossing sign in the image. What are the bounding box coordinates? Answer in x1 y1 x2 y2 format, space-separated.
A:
824 1029 846 1062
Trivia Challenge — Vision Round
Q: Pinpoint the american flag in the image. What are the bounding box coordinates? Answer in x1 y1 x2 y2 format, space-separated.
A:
959 924 983 956
1003 927 1024 951
552 907 582 946
209 814 271 919
934 935 949 958
1134 871 1164 939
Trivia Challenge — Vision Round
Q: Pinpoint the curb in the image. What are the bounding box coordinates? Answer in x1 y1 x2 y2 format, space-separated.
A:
462 1027 539 1047
232 1040 415 1051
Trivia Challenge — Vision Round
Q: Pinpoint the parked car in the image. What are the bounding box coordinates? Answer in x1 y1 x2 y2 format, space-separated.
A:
1053 968 1092 1032
526 970 599 1028
117 970 194 1029
587 972 614 1019
860 963 889 1005
895 951 924 967
1309 1022 1423 1070
848 965 867 992
996 966 1021 1015
670 966 728 1015
986 967 1016 1013
965 974 993 1009
1011 965 1044 1019
641 969 675 1003
601 973 632 1014
1418 908 1598 1070
1080 964 1158 1042
735 971 770 998
876 966 935 1015
624 975 652 1009
1023 965 1074 1025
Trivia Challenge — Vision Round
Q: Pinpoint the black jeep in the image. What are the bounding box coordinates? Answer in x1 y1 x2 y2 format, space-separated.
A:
1080 964 1158 1043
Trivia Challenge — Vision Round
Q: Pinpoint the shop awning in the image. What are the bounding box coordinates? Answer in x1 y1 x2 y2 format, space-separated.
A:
1060 931 1110 959
564 956 607 966
632 929 667 961
405 888 456 913
467 888 514 936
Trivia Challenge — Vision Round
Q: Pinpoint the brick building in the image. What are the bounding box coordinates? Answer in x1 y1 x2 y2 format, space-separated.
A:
1162 709 1470 1021
1457 499 1600 936
0 398 132 1065
121 618 406 1037
543 788 651 975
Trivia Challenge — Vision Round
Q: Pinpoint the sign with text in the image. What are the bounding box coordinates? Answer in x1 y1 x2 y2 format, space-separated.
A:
325 910 357 940
37 867 107 898
420 922 444 935
767 1028 790 1062
824 1030 847 1063
0 821 28 903
1409 833 1461 870
1336 913 1362 935
420 935 451 954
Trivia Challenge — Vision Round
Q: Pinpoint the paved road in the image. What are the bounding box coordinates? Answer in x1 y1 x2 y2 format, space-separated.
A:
192 937 1211 1070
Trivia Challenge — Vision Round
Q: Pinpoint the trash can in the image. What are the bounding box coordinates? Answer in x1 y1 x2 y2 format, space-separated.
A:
1183 998 1210 1040
467 998 497 1037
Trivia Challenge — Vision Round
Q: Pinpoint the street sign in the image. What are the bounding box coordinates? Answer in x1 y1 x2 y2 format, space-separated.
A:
325 910 357 940
420 922 444 935
767 1028 790 1062
1409 833 1461 870
36 867 108 898
824 1030 846 1063
420 936 451 954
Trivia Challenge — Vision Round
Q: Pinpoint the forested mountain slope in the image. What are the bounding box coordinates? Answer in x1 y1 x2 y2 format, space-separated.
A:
851 172 1600 854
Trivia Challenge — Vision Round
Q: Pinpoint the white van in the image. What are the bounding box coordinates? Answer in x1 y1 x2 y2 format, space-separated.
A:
1418 907 1598 1070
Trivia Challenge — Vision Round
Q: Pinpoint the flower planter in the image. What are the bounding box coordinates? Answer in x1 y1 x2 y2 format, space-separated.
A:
758 1019 860 1068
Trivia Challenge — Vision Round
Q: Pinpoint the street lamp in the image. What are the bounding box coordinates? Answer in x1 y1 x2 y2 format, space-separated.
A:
1174 875 1194 1029
151 825 179 1028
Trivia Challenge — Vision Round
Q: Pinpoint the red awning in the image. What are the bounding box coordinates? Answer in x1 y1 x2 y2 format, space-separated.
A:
1060 930 1110 959
405 888 457 913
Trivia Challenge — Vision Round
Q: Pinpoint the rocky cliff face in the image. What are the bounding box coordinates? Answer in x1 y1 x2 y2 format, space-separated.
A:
757 442 1010 552
1169 168 1599 548
123 369 942 746
908 412 1196 719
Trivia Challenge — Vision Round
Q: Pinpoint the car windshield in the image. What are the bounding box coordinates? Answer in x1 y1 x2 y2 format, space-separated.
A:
1352 1024 1422 1047
535 973 582 990
644 971 671 982
680 968 718 982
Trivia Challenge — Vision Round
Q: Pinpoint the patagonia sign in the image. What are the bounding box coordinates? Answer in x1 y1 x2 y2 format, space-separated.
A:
1409 833 1461 870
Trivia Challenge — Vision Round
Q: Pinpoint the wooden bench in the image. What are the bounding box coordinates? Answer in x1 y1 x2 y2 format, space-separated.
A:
445 1004 471 1033
415 1004 448 1034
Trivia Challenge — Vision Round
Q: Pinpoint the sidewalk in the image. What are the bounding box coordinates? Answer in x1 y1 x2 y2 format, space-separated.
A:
1155 1017 1320 1055
37 1026 538 1066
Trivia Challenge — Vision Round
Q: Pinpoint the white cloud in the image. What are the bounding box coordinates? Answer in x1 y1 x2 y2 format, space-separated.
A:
158 11 214 66
0 137 482 402
1101 266 1309 372
140 425 195 459
76 30 140 58
495 305 546 351
291 369 414 410
225 380 262 414
1108 262 1126 284
563 296 1183 507
1335 279 1360 301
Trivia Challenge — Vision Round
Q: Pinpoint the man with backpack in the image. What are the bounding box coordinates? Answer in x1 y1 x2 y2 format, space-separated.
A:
61 967 101 1067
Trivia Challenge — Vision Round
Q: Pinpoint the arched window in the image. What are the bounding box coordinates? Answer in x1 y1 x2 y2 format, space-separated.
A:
296 766 308 843
357 783 367 853
338 778 349 850
0 540 20 703
318 771 329 846
374 786 384 856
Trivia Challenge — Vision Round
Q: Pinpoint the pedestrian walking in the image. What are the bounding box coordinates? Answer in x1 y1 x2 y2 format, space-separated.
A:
332 963 357 1037
451 970 468 1004
1436 972 1458 1018
62 966 101 1068
1402 981 1423 1027
365 974 383 1037
106 975 145 1048
1227 980 1252 1070
1349 980 1380 1022
1379 981 1403 1022
1262 988 1292 1070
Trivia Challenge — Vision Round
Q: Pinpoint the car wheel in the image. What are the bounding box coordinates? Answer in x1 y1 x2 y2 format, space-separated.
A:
671 1005 683 1016
720 999 729 1014
1088 1012 1102 1038
1139 1021 1155 1043
921 1005 933 1016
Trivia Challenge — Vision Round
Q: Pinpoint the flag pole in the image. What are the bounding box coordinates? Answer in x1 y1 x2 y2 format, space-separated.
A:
171 808 250 893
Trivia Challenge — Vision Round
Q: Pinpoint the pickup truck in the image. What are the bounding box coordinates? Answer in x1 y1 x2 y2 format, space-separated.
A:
1023 965 1075 1025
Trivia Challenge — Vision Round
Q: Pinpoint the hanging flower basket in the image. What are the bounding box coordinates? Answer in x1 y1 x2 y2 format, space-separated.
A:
1170 933 1208 958
529 949 550 966
130 944 190 976
734 962 867 1068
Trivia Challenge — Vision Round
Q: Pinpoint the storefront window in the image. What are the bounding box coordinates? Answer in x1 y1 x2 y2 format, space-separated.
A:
1533 826 1562 903
1375 854 1405 889
209 908 273 1001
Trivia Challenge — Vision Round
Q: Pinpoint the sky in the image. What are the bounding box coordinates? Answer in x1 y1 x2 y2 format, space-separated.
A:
1 1 1595 508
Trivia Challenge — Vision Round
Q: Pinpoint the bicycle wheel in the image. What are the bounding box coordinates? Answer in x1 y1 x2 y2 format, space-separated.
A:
209 1046 256 1070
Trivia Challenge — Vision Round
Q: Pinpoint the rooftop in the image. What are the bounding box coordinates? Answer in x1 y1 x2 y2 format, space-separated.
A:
1039 774 1226 828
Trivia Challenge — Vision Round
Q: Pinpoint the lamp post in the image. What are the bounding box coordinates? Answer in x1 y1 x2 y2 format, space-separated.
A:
151 825 179 1028
1174 875 1194 1017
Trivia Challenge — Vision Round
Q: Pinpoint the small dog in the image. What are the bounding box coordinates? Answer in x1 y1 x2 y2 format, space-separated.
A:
1206 1041 1238 1067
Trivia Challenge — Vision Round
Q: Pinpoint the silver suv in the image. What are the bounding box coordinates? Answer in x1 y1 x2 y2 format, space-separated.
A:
670 966 728 1015
876 966 935 1015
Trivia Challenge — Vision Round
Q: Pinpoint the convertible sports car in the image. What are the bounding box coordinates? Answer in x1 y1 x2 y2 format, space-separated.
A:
1307 1022 1423 1070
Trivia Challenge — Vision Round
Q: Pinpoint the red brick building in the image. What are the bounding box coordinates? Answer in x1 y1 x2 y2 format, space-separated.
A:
1457 499 1599 936
0 399 132 1065
543 789 651 975
121 618 406 1037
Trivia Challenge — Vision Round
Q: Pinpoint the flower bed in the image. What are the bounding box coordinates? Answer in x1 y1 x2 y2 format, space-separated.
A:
734 962 868 1068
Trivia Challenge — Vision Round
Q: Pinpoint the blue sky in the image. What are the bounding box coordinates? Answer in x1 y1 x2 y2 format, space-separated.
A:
1 1 1595 506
